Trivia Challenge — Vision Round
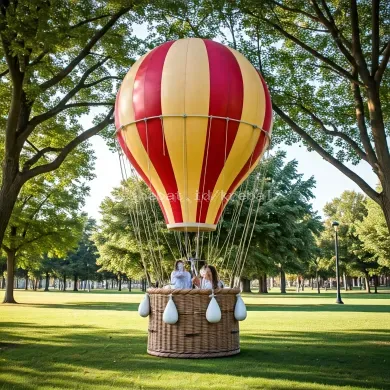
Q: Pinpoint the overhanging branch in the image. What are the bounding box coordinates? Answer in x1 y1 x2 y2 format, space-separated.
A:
246 9 363 86
38 7 131 92
299 103 368 163
273 104 380 204
20 107 114 182
375 40 390 82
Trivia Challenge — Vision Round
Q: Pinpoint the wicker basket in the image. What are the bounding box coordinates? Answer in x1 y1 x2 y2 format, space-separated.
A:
147 288 241 358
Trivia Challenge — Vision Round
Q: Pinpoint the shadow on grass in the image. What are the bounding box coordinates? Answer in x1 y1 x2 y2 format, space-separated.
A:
22 289 146 295
244 291 390 299
0 322 389 389
20 302 140 311
246 303 390 313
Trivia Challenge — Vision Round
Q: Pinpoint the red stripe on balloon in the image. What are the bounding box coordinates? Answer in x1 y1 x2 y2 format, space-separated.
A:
196 39 244 223
213 132 267 224
116 131 169 223
132 41 183 223
213 74 272 224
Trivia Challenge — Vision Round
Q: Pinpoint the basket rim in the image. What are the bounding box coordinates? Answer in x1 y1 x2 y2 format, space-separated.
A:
147 288 240 295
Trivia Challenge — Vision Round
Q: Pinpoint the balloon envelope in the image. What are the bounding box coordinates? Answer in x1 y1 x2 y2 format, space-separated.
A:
115 38 272 232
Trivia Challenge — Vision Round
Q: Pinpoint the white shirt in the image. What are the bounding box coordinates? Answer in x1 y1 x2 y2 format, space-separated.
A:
170 270 192 289
200 278 224 289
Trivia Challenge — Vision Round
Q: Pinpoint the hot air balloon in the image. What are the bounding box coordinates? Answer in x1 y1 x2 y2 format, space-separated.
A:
116 38 273 358
115 38 272 233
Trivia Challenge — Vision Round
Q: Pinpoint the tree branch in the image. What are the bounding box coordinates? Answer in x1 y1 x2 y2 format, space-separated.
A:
39 7 131 92
1 244 11 254
28 50 49 67
273 104 380 204
351 68 379 169
375 40 390 82
21 193 52 240
299 103 368 163
70 14 111 30
20 107 114 182
26 102 113 132
310 0 355 65
16 232 54 251
245 9 363 85
83 75 121 88
0 68 8 78
350 0 371 82
22 147 63 171
301 104 376 164
371 0 380 74
269 0 319 21
26 57 110 132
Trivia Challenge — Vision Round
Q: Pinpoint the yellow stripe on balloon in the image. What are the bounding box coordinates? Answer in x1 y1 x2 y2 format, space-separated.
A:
161 38 210 224
204 47 265 225
117 53 174 223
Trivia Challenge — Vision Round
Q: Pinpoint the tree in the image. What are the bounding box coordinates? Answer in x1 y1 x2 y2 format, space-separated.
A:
2 170 86 303
66 219 99 291
319 190 380 293
0 1 149 253
93 179 178 286
207 152 322 292
234 0 390 233
356 196 390 269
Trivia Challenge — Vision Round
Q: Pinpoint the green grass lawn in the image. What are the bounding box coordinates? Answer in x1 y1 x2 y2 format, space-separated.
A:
1 289 390 390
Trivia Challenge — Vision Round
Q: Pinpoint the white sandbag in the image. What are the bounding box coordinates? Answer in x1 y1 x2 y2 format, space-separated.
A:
234 293 247 321
163 294 179 324
138 293 150 317
206 294 222 323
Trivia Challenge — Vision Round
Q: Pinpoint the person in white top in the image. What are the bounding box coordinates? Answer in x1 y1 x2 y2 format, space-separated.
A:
193 265 224 289
170 260 192 289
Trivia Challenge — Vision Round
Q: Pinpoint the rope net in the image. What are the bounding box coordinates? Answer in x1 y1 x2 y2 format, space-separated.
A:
116 115 271 288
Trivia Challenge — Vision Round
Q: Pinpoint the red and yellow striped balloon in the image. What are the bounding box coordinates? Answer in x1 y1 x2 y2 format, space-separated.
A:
115 38 272 232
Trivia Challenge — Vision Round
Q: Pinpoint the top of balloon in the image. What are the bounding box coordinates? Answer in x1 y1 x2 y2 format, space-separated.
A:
115 38 273 232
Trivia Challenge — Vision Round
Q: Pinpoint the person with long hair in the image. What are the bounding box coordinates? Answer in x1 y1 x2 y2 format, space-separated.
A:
193 265 224 289
170 260 192 289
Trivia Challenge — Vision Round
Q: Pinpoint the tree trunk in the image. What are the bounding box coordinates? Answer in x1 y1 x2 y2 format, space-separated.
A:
364 272 371 293
24 272 28 290
128 278 132 292
301 278 304 291
258 276 263 293
374 275 378 294
62 275 66 291
44 272 50 291
316 272 320 294
0 276 5 289
73 275 78 291
3 251 17 303
118 275 122 292
105 279 109 289
0 178 23 256
343 273 347 291
239 277 251 293
280 268 286 294
262 274 268 293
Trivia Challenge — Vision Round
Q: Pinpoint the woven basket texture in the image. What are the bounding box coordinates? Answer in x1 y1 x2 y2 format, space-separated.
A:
146 288 240 358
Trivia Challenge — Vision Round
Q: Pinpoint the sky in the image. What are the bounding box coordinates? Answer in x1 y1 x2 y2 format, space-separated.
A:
81 23 378 222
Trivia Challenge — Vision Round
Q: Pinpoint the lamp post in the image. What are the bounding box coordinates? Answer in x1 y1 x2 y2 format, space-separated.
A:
332 221 344 304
